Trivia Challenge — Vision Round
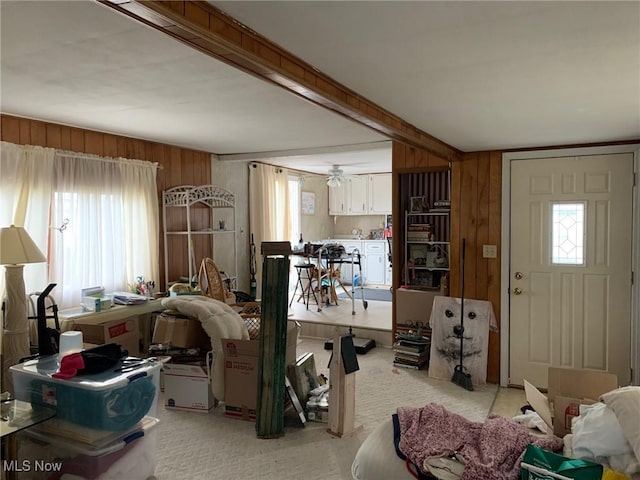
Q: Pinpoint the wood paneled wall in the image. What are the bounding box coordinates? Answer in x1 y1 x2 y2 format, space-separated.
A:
0 114 212 289
454 151 502 384
392 141 502 383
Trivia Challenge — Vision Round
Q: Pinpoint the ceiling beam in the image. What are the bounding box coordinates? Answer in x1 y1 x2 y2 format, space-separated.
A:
98 0 462 162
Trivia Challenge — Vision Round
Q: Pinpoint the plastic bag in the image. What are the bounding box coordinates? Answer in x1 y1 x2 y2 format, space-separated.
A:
572 402 631 458
512 410 549 433
521 444 603 480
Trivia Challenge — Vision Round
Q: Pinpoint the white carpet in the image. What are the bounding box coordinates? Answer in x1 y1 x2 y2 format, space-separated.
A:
152 337 498 480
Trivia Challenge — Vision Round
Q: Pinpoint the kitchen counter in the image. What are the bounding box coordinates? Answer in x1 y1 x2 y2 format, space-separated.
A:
322 237 388 242
312 239 391 286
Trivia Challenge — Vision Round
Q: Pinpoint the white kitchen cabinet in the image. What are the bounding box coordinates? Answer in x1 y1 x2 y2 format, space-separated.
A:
385 240 393 286
328 182 347 215
333 240 363 285
364 241 386 285
368 173 391 214
328 175 368 215
347 176 368 214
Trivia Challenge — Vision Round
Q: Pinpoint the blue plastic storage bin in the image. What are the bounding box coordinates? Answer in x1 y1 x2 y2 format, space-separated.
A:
11 356 159 431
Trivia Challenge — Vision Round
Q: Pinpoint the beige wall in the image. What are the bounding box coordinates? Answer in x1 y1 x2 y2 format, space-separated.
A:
334 215 388 238
299 175 334 242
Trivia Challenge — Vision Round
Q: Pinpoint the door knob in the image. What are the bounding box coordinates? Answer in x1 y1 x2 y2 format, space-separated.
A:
514 272 523 280
512 287 523 295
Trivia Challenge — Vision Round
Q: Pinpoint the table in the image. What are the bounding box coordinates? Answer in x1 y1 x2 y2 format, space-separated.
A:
1 399 56 480
292 249 363 313
58 298 164 352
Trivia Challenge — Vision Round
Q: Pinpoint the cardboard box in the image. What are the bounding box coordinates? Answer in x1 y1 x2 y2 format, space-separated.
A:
73 317 140 357
524 367 618 437
163 360 215 412
395 288 438 326
306 405 329 423
222 321 298 421
223 338 259 421
152 312 210 349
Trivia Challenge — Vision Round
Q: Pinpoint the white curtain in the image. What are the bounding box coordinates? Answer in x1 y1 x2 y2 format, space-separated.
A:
0 142 54 386
248 163 291 295
0 141 54 307
50 151 159 308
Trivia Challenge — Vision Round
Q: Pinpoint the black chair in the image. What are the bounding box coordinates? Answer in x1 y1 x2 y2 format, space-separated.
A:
290 263 318 310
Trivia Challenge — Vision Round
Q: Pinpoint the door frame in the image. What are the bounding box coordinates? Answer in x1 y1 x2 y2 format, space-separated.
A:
500 144 640 386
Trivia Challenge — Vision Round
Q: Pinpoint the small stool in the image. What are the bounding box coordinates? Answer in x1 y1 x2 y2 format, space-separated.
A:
290 263 318 310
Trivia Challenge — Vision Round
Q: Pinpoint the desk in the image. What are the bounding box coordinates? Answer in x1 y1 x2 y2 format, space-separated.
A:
58 298 164 352
1 399 56 480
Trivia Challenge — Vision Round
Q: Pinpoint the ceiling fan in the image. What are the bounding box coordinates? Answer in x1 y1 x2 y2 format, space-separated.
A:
326 165 345 188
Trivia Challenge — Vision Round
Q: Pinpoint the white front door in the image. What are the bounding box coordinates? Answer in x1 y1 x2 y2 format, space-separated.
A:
509 153 634 387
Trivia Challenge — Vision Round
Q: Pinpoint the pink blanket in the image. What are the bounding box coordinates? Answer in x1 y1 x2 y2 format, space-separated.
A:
397 403 564 480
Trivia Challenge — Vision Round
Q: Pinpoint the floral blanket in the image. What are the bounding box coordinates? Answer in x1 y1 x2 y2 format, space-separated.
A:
397 403 564 480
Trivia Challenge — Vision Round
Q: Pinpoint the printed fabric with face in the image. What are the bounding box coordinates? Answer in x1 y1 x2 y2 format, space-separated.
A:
427 296 498 385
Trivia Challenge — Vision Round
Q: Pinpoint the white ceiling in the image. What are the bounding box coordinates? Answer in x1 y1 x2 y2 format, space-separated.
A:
1 1 639 176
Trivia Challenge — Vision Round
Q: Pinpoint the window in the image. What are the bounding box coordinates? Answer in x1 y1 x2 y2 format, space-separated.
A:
288 176 301 245
0 143 159 309
551 202 585 265
48 154 159 308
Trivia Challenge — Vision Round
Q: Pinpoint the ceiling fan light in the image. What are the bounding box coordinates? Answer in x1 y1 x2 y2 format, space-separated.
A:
328 166 344 177
327 176 341 188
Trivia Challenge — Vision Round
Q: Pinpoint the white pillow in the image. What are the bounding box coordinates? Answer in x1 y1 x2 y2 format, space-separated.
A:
351 418 415 480
600 386 640 466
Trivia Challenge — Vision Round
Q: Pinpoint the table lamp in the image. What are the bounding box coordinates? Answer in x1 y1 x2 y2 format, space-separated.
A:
0 225 47 393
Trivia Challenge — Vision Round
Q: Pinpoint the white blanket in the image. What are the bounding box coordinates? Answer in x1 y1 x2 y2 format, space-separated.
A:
571 386 640 478
161 296 249 402
600 386 640 477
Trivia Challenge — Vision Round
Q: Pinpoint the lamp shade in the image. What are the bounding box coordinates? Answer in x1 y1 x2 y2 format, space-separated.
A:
0 224 46 265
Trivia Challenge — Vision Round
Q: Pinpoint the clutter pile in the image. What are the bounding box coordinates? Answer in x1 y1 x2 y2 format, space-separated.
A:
393 328 430 370
306 384 330 423
11 344 161 479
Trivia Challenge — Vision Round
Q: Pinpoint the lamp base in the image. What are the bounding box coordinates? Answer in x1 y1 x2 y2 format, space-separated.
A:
1 265 30 394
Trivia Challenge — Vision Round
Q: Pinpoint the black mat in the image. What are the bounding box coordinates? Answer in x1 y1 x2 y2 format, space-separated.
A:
324 336 376 354
338 288 391 302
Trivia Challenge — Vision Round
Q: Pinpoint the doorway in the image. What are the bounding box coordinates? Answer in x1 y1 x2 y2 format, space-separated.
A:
501 145 640 387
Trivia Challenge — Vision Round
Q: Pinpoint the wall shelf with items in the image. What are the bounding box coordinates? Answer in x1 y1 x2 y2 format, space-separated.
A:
404 210 450 290
162 185 237 291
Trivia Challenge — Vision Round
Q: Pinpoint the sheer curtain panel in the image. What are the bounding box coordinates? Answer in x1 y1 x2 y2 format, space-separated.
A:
50 152 159 308
248 163 291 294
0 141 54 308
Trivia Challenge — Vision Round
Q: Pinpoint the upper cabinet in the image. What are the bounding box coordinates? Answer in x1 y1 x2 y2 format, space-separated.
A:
329 174 390 215
329 181 347 214
368 173 391 214
348 175 368 214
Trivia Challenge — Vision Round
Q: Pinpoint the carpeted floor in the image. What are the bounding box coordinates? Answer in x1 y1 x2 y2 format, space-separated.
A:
337 287 392 302
152 337 498 480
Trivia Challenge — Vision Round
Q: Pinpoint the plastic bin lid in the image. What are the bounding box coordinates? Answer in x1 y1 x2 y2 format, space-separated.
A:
10 355 160 391
25 416 159 456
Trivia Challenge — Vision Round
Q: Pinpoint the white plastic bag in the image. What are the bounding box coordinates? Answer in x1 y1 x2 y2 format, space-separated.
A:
572 402 632 459
512 410 549 433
